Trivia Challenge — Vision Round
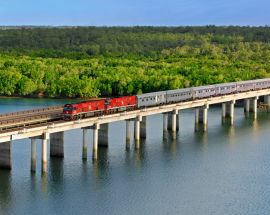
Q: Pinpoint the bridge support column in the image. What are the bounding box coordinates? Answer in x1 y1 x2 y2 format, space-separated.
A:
126 120 131 143
30 138 37 172
198 105 209 131
167 110 178 139
229 100 235 125
82 129 89 160
172 110 178 133
244 99 250 113
140 116 147 139
176 114 179 131
163 113 168 131
126 120 131 149
264 95 270 112
221 103 226 122
134 115 142 148
168 110 179 132
50 132 64 158
195 108 199 124
98 124 109 147
92 123 100 160
41 133 49 174
0 141 11 170
250 97 258 119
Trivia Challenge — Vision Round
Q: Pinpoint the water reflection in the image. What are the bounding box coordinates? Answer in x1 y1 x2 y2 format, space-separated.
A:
125 139 131 150
92 147 109 187
0 170 12 213
162 131 179 159
252 119 259 133
134 139 147 170
124 144 132 167
194 130 209 153
49 158 64 192
80 158 90 189
194 123 208 133
41 171 48 197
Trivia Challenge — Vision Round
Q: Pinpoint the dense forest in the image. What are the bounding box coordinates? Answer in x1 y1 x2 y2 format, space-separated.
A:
0 26 270 98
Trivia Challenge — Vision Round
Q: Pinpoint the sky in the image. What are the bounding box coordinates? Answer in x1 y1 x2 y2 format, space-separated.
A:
0 0 269 26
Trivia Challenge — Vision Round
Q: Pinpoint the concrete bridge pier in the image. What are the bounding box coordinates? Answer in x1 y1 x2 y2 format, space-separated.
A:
92 123 100 160
221 103 226 121
50 132 64 158
126 120 131 143
98 123 109 147
134 115 142 148
176 113 179 131
196 105 209 131
168 110 179 131
30 138 37 172
168 111 179 131
225 100 235 125
195 107 202 131
82 128 89 160
166 110 178 139
195 108 199 125
250 96 259 119
0 141 12 170
264 95 270 112
140 116 147 139
41 133 49 174
163 113 168 131
229 100 235 125
244 99 250 113
125 120 131 149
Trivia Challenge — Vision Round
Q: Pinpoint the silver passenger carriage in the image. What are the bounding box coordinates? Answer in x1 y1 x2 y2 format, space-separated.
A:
166 88 192 103
192 85 216 99
215 82 237 96
137 91 167 108
236 80 255 92
253 78 270 90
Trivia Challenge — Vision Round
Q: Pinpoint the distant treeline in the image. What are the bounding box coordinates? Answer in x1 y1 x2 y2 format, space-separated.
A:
1 26 270 58
0 26 270 98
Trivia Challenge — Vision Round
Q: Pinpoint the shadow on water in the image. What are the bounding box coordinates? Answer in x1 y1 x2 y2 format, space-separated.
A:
162 131 179 159
92 147 109 186
191 111 270 150
0 170 12 213
123 139 148 171
48 157 64 194
133 139 147 170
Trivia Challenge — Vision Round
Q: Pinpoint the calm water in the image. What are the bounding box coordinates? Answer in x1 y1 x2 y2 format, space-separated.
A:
1 98 270 215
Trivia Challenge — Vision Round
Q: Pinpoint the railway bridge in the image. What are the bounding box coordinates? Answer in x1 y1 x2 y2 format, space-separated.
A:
0 88 270 174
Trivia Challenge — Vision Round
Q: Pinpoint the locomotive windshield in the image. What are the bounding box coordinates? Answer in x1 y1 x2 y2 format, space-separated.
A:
63 107 76 111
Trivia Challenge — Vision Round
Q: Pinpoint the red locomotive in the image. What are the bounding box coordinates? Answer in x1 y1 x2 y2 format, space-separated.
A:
63 96 137 120
105 96 137 114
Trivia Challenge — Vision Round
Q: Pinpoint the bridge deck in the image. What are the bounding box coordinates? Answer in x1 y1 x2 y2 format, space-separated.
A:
0 88 268 143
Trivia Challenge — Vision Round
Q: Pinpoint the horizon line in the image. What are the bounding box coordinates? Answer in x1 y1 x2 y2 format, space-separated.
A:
0 24 270 28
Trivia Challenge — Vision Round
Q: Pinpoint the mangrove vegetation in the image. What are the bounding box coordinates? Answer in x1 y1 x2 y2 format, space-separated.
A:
0 26 270 98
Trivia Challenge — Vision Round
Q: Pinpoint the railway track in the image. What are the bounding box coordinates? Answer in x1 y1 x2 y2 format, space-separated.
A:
0 118 66 134
0 105 63 131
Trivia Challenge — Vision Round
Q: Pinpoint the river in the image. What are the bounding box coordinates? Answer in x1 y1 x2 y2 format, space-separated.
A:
0 98 270 215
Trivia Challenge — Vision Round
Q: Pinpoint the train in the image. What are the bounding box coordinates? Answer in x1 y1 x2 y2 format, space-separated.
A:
62 78 270 120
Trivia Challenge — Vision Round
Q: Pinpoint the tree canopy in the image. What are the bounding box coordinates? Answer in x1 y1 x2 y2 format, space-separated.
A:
0 26 270 98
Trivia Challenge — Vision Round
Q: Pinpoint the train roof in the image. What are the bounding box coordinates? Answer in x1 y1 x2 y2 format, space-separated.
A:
64 99 104 106
215 82 237 87
137 91 166 97
166 88 191 94
237 78 270 85
192 85 216 90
